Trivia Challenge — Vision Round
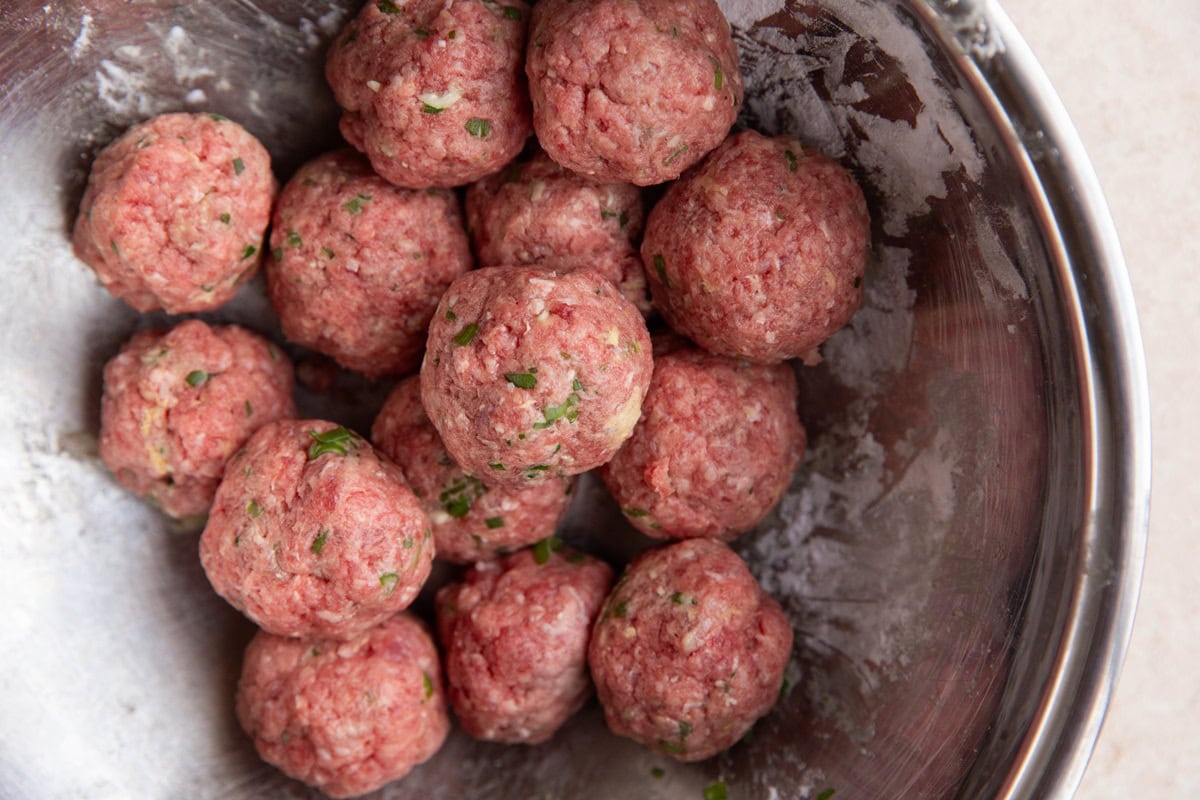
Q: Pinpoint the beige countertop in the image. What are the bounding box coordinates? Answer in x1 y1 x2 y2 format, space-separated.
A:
1001 1 1200 796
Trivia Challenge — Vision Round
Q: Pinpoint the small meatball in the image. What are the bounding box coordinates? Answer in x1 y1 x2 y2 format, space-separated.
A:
526 0 741 185
465 148 649 312
72 112 275 313
325 0 532 188
642 130 870 362
589 539 792 761
372 376 575 563
600 348 804 540
99 320 295 519
199 419 433 640
436 544 613 743
421 267 652 487
236 614 449 798
267 150 472 378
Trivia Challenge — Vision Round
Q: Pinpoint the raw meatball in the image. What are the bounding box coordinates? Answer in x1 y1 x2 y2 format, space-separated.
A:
421 267 652 487
236 613 449 798
372 375 575 563
267 150 472 378
99 320 295 519
600 348 804 540
199 419 433 640
325 0 532 188
526 0 741 185
465 148 649 312
72 112 275 313
436 544 613 743
589 538 792 761
642 130 870 362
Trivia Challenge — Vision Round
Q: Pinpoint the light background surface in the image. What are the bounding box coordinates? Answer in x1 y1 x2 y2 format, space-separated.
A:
1002 0 1200 796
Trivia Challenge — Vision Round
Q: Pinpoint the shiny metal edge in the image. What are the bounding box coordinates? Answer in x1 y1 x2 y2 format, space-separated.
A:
908 1 1151 798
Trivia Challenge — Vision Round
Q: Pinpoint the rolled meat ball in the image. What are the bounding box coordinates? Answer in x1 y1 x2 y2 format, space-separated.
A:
465 148 649 313
99 320 295 519
589 538 793 761
436 544 613 743
325 0 532 188
642 130 870 363
526 0 741 185
421 267 653 487
372 375 575 564
72 112 275 313
199 419 433 640
267 150 472 378
236 613 449 798
600 348 805 541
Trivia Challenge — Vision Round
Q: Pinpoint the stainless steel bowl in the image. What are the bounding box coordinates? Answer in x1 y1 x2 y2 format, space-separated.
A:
0 1 1149 798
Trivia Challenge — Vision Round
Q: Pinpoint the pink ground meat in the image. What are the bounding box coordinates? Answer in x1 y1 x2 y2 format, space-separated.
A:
98 320 295 519
420 267 652 487
436 545 613 743
642 130 870 362
600 348 805 541
589 538 792 761
236 613 449 798
72 112 275 313
267 150 472 378
371 375 575 564
526 0 741 185
465 148 649 313
325 0 532 189
199 419 433 640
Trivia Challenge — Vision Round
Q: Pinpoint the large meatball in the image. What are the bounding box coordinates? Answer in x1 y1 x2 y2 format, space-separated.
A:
421 267 652 487
371 375 575 563
642 130 870 362
589 539 792 761
325 0 532 188
267 150 472 378
600 348 804 541
199 419 433 640
99 320 295 519
465 148 649 312
526 0 741 185
72 112 275 313
236 613 449 798
436 545 613 743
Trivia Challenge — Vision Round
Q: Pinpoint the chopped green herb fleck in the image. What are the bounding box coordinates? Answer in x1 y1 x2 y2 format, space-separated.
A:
446 309 457 321
853 275 862 288
653 254 671 287
779 676 792 700
613 599 628 618
448 30 457 39
533 393 580 429
414 26 430 37
272 247 283 262
624 507 649 518
303 176 318 186
485 516 504 529
619 211 628 228
379 572 399 592
533 535 562 564
815 791 836 800
670 591 685 604
703 781 728 800
505 372 537 390
439 475 487 518
110 240 120 255
453 323 479 346
244 400 253 417
657 739 684 754
664 144 688 166
246 499 263 518
322 246 335 259
709 56 724 90
310 647 321 657
307 426 361 459
600 209 618 221
785 150 798 172
343 193 373 214
377 0 400 13
678 720 693 739
651 767 665 779
422 103 444 114
422 672 434 698
287 230 302 248
502 5 522 19
404 537 414 548
232 157 245 175
219 212 231 224
488 462 506 471
207 112 228 122
312 530 328 554
185 370 208 387
571 378 584 392
464 118 492 138
241 244 257 259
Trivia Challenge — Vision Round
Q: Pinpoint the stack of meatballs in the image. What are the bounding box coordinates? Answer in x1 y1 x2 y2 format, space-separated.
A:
74 0 869 795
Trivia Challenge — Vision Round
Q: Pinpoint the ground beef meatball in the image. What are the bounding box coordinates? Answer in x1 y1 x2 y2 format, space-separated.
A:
325 0 531 189
98 320 295 519
600 348 804 540
199 419 433 640
236 613 449 798
421 267 652 487
526 0 741 185
72 112 275 313
372 375 575 563
642 130 870 362
589 538 792 761
267 150 472 378
465 148 649 312
436 544 613 743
